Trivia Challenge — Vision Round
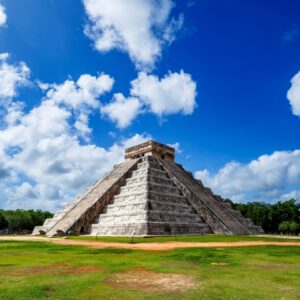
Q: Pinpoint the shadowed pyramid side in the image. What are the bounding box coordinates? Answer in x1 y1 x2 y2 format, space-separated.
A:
159 159 263 234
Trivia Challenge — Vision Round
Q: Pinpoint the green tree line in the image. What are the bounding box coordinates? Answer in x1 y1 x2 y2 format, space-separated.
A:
225 199 300 234
0 209 53 233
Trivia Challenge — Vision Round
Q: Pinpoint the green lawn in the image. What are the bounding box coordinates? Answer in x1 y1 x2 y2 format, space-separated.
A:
0 240 299 300
67 234 300 243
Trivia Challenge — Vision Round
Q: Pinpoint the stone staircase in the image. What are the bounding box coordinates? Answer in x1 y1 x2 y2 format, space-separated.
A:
90 156 212 236
33 159 140 236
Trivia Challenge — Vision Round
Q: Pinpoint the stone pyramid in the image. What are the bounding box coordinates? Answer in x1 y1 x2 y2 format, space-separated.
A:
33 141 263 236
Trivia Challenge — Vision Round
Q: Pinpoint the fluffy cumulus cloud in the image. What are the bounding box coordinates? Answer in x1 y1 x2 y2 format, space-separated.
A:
195 150 300 203
101 70 197 128
0 92 150 210
40 73 114 110
101 93 142 128
37 73 114 141
0 53 30 102
131 71 197 116
0 3 6 27
287 71 300 117
83 0 183 70
0 61 150 210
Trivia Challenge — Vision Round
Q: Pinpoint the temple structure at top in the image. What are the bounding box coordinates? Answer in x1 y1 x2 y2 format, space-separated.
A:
33 140 263 237
125 140 175 161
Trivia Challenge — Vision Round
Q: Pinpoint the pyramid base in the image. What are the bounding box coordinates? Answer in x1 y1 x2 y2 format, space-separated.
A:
90 222 212 236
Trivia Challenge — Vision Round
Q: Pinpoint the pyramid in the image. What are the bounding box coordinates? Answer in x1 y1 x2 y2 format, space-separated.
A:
33 141 263 236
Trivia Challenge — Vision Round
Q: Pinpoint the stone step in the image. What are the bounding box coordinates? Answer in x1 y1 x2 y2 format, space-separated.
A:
97 214 147 225
131 168 167 178
103 206 193 217
96 208 199 220
91 221 206 230
106 199 193 211
113 191 186 203
119 182 180 195
147 222 211 236
125 175 173 186
136 160 163 169
90 222 211 236
116 187 179 197
103 201 194 215
90 223 148 236
94 210 202 225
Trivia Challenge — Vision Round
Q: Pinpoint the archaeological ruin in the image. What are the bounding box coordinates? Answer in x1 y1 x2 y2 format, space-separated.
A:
33 140 263 236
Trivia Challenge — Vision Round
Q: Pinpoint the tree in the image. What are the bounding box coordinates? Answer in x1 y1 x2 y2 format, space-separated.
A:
29 209 52 227
0 211 8 229
5 211 32 232
0 209 53 233
289 221 299 234
232 199 300 233
279 221 290 234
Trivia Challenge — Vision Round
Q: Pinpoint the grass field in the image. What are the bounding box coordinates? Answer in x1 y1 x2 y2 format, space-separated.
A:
0 239 299 300
67 234 300 243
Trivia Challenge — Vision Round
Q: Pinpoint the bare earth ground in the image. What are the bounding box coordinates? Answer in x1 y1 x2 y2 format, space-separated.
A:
1 236 300 250
105 268 197 292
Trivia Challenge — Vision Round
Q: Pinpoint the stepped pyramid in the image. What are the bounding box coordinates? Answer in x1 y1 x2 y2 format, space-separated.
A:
33 141 263 236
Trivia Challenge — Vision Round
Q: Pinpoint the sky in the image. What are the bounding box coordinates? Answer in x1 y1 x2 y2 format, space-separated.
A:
0 0 300 211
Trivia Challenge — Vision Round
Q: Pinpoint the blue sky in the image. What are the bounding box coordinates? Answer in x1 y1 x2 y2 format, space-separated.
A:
0 0 300 210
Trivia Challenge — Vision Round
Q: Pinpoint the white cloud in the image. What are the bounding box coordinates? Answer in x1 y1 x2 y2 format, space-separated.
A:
0 4 6 27
36 73 114 141
83 0 183 70
168 142 181 153
44 73 114 110
0 65 150 210
121 133 150 149
0 94 150 210
74 113 91 141
280 190 300 202
131 71 197 116
287 71 300 117
0 54 30 102
101 93 142 128
100 70 197 128
195 150 300 203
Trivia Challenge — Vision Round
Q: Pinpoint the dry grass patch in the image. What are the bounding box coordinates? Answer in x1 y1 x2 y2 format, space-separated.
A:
2 263 100 276
210 262 228 266
247 261 300 270
106 268 197 292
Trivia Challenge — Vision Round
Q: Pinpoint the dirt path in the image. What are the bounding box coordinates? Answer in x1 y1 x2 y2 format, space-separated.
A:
1 236 300 251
